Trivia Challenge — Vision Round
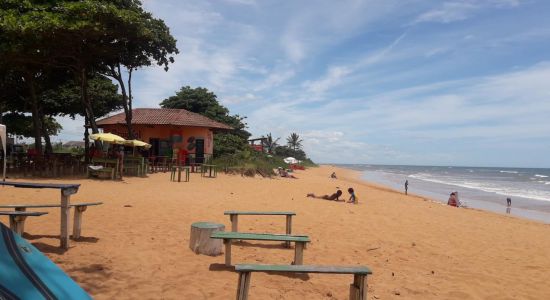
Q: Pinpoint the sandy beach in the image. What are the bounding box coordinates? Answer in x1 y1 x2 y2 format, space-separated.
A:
1 165 550 299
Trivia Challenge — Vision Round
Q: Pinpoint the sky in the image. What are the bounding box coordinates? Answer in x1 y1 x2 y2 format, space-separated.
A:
54 0 550 167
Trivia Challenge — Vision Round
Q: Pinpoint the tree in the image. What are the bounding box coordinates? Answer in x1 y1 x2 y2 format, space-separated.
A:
160 86 251 157
101 1 178 139
286 133 303 152
262 133 280 154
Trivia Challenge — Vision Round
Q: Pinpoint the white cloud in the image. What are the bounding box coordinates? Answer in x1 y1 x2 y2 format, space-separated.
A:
413 0 523 24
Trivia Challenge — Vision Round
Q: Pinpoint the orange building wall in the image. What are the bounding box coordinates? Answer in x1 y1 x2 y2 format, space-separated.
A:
101 124 214 155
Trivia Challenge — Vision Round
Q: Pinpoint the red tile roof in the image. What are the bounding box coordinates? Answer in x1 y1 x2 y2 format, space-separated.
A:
97 108 233 130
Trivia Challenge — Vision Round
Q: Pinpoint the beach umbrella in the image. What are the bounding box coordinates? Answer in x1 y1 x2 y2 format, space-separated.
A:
124 139 151 149
89 132 126 144
0 124 6 181
283 157 299 164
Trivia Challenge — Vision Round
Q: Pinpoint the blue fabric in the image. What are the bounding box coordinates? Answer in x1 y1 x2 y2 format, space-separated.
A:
0 223 91 300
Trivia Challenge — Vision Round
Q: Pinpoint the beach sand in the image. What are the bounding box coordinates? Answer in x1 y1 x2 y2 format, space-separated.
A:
1 165 550 299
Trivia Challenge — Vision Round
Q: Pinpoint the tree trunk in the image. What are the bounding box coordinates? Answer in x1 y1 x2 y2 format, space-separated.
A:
79 68 99 134
84 115 90 164
26 74 43 153
189 222 225 256
126 67 134 139
41 116 53 154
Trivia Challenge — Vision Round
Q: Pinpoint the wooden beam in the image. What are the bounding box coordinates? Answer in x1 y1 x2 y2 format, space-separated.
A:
285 215 292 248
60 192 70 249
294 242 304 265
72 206 87 239
225 239 232 266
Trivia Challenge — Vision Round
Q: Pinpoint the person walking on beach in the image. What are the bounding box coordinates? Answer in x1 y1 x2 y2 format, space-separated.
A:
116 146 125 180
405 180 409 195
506 197 512 207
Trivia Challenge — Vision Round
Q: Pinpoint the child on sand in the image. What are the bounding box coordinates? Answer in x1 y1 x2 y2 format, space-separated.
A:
448 192 458 207
347 188 358 204
307 189 343 201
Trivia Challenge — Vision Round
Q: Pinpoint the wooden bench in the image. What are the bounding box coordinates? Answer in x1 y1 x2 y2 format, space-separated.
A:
201 164 217 178
210 232 310 266
88 158 119 180
0 202 103 238
234 264 372 300
224 211 296 247
124 157 145 177
170 165 190 182
0 181 80 249
0 211 48 235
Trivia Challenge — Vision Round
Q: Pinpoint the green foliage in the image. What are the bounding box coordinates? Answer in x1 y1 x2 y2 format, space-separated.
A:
286 132 303 152
41 75 122 118
2 113 62 138
274 145 307 160
212 150 280 177
160 86 251 156
262 133 280 154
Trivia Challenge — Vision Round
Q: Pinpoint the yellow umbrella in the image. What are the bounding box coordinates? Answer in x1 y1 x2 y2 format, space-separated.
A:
89 132 126 144
124 139 151 149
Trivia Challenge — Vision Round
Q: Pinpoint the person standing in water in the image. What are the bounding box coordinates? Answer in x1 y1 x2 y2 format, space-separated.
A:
405 180 409 195
506 197 512 207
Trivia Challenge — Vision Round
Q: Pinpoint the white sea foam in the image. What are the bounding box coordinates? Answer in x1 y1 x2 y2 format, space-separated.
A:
500 170 518 174
535 174 549 178
409 173 550 202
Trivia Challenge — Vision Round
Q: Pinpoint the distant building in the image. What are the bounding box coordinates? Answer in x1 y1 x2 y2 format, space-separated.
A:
96 108 232 161
63 141 85 148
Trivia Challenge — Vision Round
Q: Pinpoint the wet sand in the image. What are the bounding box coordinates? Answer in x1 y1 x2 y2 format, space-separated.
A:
1 165 550 299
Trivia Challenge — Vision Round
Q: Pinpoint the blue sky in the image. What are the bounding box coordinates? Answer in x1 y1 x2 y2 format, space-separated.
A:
55 0 550 167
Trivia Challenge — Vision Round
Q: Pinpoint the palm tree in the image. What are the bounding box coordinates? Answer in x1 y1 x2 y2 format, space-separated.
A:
262 133 280 154
286 132 303 152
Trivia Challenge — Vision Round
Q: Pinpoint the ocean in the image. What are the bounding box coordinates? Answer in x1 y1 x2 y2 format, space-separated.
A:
337 164 550 224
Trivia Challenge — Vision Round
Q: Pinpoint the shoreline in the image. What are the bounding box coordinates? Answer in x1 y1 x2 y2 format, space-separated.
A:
331 164 550 224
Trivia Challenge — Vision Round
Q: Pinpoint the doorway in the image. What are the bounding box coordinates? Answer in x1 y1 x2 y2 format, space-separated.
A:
195 139 204 163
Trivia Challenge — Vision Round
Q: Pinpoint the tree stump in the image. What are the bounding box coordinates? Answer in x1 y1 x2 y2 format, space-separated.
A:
189 222 225 256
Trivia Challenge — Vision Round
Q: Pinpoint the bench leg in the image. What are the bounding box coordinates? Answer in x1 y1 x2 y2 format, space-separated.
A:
15 207 26 233
225 239 232 266
230 214 238 232
349 274 367 300
60 193 71 249
236 271 251 300
72 206 87 239
294 242 304 265
285 215 292 248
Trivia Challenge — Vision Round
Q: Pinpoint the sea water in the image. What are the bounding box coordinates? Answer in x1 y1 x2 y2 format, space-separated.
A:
337 164 550 224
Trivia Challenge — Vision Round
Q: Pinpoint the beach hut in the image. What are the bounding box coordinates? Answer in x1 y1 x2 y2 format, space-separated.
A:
96 108 232 163
1 124 6 181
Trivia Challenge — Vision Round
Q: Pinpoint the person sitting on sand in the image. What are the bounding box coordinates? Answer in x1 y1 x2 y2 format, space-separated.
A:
330 172 337 179
307 189 343 201
278 167 297 179
347 187 358 204
448 192 458 207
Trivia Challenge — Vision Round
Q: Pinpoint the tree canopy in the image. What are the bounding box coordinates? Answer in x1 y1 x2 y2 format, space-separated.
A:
0 0 177 154
160 86 251 156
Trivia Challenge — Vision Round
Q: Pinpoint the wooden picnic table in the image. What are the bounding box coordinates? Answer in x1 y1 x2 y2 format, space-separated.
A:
0 181 80 249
